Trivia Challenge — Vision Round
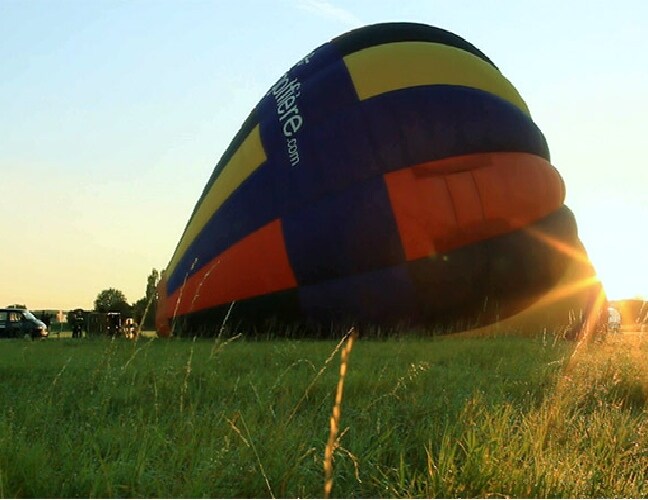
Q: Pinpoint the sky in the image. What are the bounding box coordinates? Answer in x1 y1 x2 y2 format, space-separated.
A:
1 0 646 310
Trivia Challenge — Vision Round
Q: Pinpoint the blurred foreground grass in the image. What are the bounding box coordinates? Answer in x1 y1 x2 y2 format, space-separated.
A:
0 332 646 497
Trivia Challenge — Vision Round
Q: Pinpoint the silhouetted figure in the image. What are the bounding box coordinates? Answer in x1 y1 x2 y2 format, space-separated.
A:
70 309 85 338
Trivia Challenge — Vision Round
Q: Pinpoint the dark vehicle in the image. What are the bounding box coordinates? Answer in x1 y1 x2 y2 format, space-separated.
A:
0 308 48 339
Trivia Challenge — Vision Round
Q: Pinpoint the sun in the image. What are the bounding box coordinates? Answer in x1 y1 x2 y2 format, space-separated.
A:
571 199 648 301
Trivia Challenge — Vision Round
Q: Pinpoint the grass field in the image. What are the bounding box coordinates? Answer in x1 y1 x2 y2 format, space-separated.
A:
0 331 647 497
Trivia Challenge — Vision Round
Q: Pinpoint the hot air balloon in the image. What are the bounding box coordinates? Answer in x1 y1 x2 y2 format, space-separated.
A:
156 22 602 337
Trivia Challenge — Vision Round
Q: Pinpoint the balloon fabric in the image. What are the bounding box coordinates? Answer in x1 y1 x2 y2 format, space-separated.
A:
156 22 602 337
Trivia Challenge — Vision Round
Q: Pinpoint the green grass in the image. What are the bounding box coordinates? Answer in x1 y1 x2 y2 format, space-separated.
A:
0 333 646 497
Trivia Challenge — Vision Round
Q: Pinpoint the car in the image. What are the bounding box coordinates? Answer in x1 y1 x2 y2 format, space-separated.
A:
0 308 49 339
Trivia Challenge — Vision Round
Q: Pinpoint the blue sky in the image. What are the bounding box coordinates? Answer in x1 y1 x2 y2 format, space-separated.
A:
1 0 646 309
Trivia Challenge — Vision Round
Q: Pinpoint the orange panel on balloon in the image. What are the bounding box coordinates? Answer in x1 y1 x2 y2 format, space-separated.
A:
472 154 564 225
384 152 563 261
168 220 297 316
383 168 456 260
445 171 484 230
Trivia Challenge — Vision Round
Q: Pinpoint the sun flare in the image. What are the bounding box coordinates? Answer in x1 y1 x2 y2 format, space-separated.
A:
570 198 648 301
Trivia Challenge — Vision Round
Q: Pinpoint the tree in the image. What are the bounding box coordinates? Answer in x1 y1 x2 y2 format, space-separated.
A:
131 269 159 329
94 288 131 317
132 297 148 326
145 269 159 303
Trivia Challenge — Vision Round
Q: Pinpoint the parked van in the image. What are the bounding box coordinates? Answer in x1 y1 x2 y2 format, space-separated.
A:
0 308 49 339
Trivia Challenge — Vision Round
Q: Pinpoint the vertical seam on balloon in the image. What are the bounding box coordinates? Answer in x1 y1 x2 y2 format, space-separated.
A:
278 218 300 289
469 169 486 223
442 175 459 229
382 102 415 264
357 97 385 174
341 56 360 101
390 100 414 174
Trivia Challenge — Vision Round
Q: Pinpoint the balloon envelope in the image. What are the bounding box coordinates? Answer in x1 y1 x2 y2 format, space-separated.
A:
156 22 601 337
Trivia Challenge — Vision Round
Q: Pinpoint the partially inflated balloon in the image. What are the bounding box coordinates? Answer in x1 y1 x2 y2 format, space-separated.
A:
156 22 601 337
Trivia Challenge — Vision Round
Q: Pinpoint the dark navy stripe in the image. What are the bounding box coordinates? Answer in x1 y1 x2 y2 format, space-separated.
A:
362 85 549 166
297 264 419 324
168 85 548 294
332 22 498 69
281 176 405 285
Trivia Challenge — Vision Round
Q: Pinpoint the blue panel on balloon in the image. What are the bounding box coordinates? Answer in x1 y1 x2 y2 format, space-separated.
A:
281 176 405 286
362 85 549 167
299 265 418 322
298 264 419 323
